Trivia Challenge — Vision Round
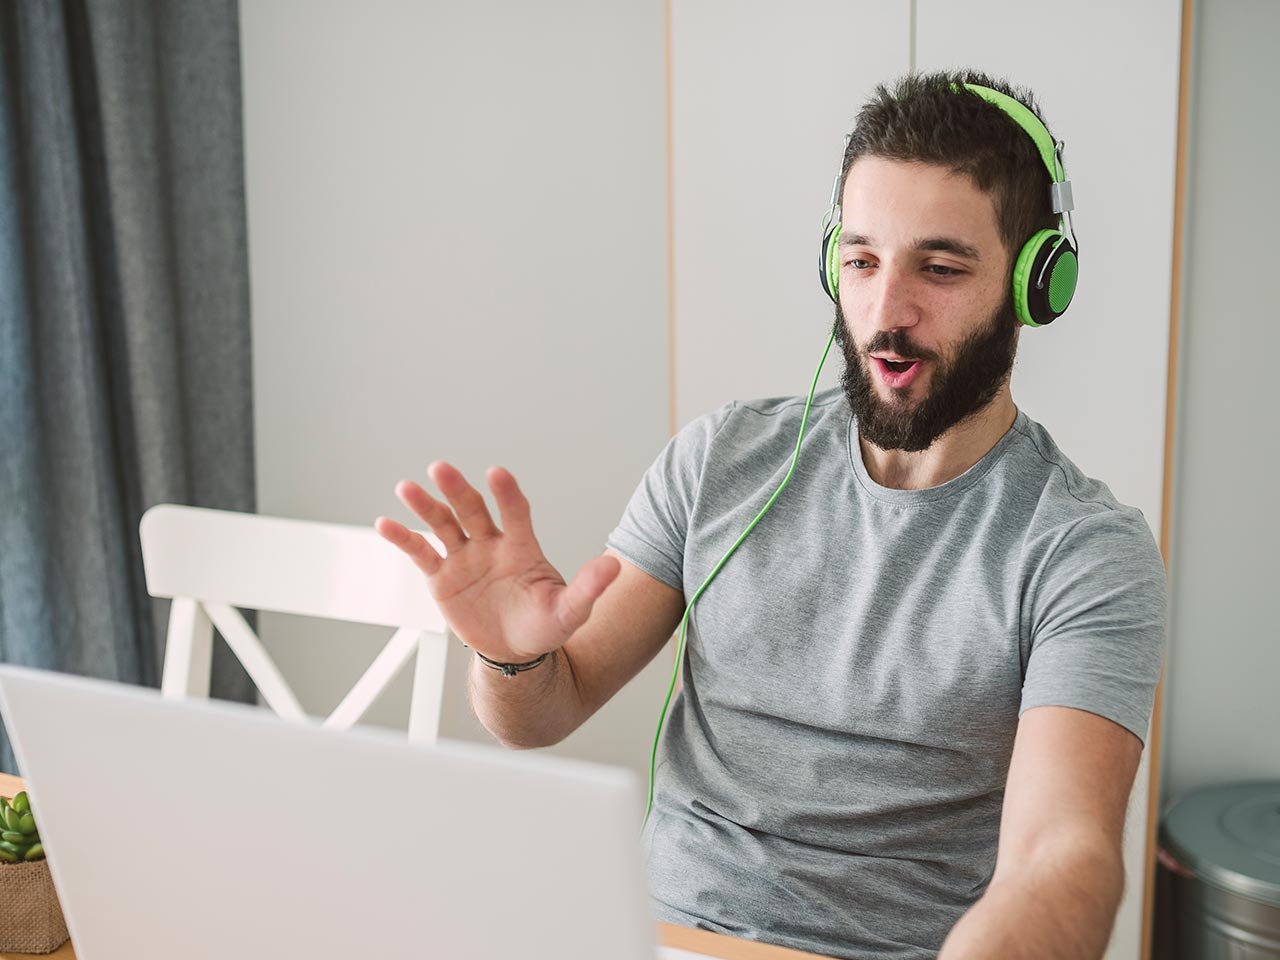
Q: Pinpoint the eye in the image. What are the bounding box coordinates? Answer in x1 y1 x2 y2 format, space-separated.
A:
925 264 962 277
843 258 874 270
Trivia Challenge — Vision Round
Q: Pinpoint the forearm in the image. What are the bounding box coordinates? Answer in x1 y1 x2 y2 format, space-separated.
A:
466 647 588 749
937 842 1125 960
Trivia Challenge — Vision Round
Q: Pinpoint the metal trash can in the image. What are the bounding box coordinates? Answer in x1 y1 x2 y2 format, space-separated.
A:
1154 781 1280 959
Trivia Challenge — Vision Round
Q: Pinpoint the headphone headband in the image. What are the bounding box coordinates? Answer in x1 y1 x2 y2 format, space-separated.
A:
959 84 1061 183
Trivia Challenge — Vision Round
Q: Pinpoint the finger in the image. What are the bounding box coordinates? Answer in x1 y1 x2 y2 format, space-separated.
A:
554 554 622 634
395 479 468 553
375 516 443 577
487 466 536 544
428 462 501 540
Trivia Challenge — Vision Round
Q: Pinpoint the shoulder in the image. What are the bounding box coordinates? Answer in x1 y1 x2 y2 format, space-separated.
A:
1001 414 1165 607
1006 414 1133 513
1002 413 1158 548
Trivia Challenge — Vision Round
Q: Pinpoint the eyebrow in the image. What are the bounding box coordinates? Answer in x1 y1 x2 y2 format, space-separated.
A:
838 233 983 262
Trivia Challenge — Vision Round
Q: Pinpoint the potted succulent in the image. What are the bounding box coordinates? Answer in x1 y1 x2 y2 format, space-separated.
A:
0 792 69 954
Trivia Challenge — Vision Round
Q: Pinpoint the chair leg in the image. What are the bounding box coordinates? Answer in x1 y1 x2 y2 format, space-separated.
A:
160 598 214 699
407 632 448 745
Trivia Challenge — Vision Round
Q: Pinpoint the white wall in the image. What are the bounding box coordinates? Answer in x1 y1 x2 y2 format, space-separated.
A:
240 0 675 775
1161 0 1280 799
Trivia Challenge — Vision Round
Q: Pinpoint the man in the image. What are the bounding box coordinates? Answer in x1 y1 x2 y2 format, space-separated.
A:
375 71 1166 960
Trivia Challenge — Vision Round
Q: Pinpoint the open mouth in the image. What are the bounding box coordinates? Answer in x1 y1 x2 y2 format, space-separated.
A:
871 355 925 388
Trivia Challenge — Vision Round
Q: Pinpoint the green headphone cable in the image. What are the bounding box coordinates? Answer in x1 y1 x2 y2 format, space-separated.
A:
643 327 837 828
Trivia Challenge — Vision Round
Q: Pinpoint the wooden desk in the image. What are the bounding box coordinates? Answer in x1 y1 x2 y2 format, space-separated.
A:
0 773 828 960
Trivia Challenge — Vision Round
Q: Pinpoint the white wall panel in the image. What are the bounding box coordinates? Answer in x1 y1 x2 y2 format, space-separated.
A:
241 0 673 777
671 1 912 425
916 4 1182 958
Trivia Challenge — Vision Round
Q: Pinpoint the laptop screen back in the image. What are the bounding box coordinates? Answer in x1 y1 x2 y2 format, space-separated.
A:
0 666 655 960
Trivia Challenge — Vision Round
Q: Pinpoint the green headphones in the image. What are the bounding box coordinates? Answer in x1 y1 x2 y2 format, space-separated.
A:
819 83 1079 328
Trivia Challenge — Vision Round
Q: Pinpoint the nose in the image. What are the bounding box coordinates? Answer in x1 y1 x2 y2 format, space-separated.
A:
865 263 921 333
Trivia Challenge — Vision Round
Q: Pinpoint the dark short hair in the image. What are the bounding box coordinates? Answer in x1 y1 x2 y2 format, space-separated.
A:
840 70 1059 263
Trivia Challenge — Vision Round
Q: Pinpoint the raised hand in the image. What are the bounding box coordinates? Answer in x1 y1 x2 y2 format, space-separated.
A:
375 462 621 665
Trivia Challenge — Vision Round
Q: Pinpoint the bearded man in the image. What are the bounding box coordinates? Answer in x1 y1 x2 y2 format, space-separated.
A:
377 70 1167 960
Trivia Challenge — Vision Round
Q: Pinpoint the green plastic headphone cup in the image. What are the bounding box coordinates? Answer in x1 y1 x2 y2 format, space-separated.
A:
824 224 842 301
1048 250 1078 314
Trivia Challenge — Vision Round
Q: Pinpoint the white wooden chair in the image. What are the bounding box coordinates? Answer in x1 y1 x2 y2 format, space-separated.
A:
139 504 448 744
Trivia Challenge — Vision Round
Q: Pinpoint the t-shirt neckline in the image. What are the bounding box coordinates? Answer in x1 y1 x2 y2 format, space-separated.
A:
846 406 1027 505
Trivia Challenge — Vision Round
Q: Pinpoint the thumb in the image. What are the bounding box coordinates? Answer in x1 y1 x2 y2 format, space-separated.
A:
554 554 622 634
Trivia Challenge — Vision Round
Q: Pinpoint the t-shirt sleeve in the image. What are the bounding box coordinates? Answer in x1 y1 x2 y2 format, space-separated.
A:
605 403 736 593
1019 510 1167 743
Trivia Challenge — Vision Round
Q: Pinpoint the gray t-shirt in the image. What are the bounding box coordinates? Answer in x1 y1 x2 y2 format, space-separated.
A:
606 389 1166 960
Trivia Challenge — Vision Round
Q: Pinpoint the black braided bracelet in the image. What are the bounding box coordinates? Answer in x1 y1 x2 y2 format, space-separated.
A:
472 648 551 678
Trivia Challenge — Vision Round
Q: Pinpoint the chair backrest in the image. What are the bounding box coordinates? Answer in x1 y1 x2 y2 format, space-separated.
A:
139 504 449 744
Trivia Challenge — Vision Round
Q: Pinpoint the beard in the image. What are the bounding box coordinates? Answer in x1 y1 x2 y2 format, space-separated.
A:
834 295 1019 453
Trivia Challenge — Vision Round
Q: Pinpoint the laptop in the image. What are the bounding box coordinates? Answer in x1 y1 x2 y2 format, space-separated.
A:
0 665 699 960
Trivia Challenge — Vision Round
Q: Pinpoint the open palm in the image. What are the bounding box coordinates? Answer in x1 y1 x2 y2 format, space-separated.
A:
375 462 620 664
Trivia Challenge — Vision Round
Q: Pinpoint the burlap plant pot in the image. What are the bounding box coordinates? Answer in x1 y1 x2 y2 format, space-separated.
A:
0 858 70 954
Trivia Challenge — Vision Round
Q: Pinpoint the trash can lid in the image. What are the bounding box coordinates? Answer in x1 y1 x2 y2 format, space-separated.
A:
1160 781 1280 907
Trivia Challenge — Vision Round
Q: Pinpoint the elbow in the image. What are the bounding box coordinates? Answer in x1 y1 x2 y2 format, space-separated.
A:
1062 834 1126 905
994 832 1127 919
489 729 557 751
1042 835 1128 925
1093 846 1127 915
479 715 572 751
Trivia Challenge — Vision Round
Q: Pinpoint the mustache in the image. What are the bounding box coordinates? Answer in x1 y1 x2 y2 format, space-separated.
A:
862 330 941 365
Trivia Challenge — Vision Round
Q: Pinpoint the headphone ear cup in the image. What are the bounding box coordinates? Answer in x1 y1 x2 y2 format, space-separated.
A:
1012 229 1079 327
819 222 841 303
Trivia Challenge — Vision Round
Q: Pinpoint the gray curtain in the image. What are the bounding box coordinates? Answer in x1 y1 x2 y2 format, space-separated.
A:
0 0 256 774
